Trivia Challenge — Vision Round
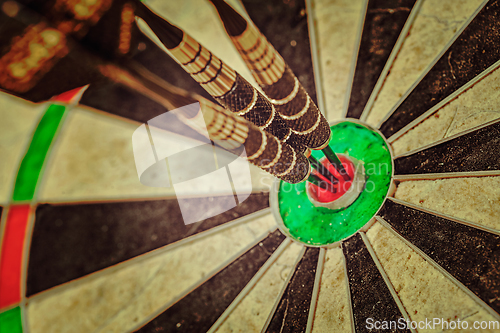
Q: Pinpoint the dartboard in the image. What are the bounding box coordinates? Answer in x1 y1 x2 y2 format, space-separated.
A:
1 0 500 332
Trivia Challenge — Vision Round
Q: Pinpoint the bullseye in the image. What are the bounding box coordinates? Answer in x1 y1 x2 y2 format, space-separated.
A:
271 120 394 246
307 155 356 203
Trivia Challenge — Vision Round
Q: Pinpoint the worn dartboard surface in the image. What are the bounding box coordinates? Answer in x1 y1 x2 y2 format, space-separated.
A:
1 0 500 332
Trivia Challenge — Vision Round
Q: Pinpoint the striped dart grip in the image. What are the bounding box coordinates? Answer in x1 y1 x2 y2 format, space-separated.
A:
215 72 307 153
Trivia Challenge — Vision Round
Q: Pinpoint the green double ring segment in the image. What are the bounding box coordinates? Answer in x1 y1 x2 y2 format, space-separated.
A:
275 120 393 246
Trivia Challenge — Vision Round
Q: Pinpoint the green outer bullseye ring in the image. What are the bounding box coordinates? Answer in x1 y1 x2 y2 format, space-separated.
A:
271 120 393 247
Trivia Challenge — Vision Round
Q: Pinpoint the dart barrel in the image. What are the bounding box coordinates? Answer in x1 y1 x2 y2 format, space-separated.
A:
166 33 306 153
100 61 311 184
96 64 312 184
199 100 310 183
210 0 331 150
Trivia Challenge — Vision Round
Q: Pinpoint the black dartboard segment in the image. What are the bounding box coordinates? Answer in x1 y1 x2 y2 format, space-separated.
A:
380 0 500 138
134 230 286 332
241 0 317 103
379 199 500 314
264 247 319 333
26 193 269 297
394 119 500 175
346 0 417 119
342 233 410 333
80 36 216 124
81 81 209 144
2 0 500 331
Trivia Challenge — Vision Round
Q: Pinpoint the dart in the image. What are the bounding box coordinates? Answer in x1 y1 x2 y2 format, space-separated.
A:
208 0 350 180
322 145 351 181
307 173 336 193
107 63 312 184
135 1 307 155
307 153 339 185
134 1 346 188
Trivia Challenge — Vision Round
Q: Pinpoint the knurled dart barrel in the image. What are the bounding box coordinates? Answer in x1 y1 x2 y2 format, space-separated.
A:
261 66 331 149
199 99 311 184
209 0 331 150
170 36 307 153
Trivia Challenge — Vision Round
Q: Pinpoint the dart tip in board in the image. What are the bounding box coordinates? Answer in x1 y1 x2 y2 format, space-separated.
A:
306 155 360 206
308 154 339 186
321 145 351 181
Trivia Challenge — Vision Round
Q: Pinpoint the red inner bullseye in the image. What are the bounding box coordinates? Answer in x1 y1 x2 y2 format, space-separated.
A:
307 155 356 203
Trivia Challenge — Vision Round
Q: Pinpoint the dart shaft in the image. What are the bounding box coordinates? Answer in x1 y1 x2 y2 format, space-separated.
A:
308 155 339 185
322 145 351 181
307 174 336 193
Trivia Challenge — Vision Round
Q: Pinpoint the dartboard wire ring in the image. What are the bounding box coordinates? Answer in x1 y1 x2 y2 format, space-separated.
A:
270 118 395 248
